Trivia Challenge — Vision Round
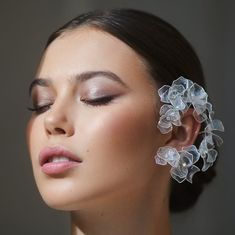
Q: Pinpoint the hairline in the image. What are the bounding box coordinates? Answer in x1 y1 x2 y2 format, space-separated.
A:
45 23 159 90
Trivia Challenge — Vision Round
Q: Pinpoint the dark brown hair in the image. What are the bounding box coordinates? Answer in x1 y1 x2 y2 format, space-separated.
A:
45 8 216 212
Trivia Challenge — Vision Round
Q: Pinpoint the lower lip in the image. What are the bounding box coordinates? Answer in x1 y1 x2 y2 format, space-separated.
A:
41 161 80 175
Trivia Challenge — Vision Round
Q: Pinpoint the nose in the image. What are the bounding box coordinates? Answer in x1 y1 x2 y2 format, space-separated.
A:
44 103 75 137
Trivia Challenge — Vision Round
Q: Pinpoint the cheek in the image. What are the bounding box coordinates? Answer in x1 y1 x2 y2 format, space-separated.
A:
25 97 162 209
78 100 158 184
26 117 39 162
93 108 152 153
26 116 46 179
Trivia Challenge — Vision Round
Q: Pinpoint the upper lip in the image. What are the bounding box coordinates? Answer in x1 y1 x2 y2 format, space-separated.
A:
39 146 82 166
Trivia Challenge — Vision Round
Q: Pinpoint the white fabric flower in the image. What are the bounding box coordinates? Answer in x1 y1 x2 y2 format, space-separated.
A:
155 76 224 183
156 145 200 183
157 104 181 134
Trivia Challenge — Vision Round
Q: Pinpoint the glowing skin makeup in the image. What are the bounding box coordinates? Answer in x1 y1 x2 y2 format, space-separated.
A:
27 27 172 235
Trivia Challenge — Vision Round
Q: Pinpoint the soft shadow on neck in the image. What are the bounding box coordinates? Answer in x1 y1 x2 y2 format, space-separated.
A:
70 181 172 235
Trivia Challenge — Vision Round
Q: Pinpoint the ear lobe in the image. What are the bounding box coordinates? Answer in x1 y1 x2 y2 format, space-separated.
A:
166 108 201 150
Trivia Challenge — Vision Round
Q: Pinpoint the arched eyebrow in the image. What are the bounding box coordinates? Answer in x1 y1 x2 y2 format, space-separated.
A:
28 78 51 96
28 70 127 96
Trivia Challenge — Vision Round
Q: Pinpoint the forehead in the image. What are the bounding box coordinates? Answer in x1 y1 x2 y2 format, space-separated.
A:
36 27 154 88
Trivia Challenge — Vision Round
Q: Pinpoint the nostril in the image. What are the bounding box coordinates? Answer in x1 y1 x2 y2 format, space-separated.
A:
54 127 66 134
44 112 74 136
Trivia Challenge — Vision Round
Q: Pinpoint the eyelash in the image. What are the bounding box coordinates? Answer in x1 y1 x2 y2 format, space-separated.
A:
80 95 116 106
27 96 115 114
27 103 52 114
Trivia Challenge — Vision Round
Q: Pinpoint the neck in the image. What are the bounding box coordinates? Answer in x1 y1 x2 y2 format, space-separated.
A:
70 183 171 235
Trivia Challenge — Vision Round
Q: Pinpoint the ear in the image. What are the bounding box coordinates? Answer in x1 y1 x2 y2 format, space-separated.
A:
166 108 201 150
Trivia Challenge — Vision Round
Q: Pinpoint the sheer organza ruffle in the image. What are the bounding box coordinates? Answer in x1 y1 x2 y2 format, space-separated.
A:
155 77 224 183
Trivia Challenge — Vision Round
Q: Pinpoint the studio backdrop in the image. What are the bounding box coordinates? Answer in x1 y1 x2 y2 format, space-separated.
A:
0 0 233 234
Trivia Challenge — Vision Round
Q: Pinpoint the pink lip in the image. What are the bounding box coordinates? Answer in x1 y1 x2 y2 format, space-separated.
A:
39 146 82 175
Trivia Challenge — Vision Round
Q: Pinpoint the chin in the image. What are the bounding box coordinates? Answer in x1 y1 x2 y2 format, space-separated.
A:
36 180 102 211
39 189 85 211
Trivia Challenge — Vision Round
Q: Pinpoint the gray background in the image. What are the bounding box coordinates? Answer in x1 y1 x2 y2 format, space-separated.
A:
0 0 233 234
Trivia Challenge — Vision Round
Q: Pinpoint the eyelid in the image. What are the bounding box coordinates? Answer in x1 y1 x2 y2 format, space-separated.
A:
27 102 53 114
32 97 54 107
80 94 116 100
30 85 56 103
82 91 118 99
28 94 54 113
80 94 120 106
82 86 113 97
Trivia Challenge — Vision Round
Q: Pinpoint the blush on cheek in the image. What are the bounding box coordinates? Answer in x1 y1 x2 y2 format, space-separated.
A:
75 102 159 198
82 103 156 164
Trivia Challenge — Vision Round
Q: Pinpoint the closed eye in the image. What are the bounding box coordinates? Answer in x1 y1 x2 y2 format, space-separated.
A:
27 95 119 114
80 95 117 106
27 103 53 114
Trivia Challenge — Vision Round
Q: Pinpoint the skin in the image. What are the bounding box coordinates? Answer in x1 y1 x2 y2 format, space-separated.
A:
27 27 200 235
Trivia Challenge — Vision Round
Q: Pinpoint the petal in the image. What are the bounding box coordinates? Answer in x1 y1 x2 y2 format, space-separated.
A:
157 147 180 167
170 165 188 178
171 118 182 127
168 85 185 102
172 76 193 89
205 119 225 132
202 157 213 172
171 171 186 183
158 85 170 103
186 165 200 183
165 109 181 123
199 138 208 156
193 103 207 115
169 96 186 110
206 102 213 113
164 148 181 167
193 111 208 123
154 155 167 165
193 96 208 106
205 134 214 146
179 150 193 167
208 110 215 120
158 115 172 128
188 83 208 102
157 124 172 134
207 149 218 163
159 104 173 115
157 116 172 134
199 135 215 156
181 102 190 113
182 145 200 164
212 133 224 146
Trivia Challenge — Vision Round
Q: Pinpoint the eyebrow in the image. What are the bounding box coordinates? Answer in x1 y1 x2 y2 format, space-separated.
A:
28 70 127 96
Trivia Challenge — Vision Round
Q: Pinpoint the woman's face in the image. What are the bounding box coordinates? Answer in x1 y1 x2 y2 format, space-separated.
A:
27 27 167 210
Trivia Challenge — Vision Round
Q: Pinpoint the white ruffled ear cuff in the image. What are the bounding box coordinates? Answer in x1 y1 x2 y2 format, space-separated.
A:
154 76 224 183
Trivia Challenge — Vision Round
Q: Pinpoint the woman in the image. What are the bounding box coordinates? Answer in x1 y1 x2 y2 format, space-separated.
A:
26 8 224 235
